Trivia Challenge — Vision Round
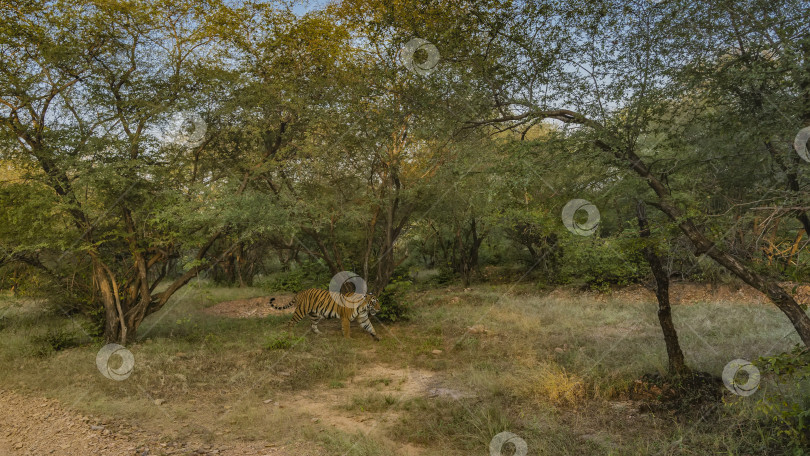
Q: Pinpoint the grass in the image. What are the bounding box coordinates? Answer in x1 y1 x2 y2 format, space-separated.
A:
0 282 804 455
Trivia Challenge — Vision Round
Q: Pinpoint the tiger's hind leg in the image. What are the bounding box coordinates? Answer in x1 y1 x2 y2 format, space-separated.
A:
341 316 351 339
287 306 305 329
309 313 323 334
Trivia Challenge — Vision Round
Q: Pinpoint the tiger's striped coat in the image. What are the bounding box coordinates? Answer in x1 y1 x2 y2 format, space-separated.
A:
270 288 381 341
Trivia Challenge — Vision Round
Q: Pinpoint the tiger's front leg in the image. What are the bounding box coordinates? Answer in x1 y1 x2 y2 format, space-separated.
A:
341 316 351 339
357 314 380 341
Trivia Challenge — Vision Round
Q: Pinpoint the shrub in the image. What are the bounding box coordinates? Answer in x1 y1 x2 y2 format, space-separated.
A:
262 260 331 293
269 269 305 292
431 266 456 286
558 235 646 290
31 328 79 356
754 346 810 450
376 278 412 323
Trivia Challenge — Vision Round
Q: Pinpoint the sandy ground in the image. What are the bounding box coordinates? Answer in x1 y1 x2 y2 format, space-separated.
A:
0 389 303 455
0 389 149 456
202 294 295 318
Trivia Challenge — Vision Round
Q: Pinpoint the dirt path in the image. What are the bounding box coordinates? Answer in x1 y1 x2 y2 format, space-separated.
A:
0 390 292 456
0 362 467 456
272 365 468 456
0 389 142 456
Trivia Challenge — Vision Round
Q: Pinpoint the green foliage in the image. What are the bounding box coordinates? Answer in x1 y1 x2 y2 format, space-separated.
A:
558 235 647 290
754 346 810 450
429 266 457 286
82 303 106 339
31 329 78 356
262 261 330 293
376 277 412 323
267 269 306 293
264 332 303 350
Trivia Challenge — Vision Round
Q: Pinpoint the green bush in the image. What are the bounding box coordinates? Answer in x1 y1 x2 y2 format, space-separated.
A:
269 269 306 292
430 266 456 286
754 346 810 450
376 278 412 323
31 328 79 356
262 260 330 293
558 235 647 290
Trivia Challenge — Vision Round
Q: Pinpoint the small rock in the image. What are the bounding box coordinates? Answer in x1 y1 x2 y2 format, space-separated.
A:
311 418 320 423
554 347 565 353
263 399 273 404
153 399 165 406
431 349 443 355
90 425 104 431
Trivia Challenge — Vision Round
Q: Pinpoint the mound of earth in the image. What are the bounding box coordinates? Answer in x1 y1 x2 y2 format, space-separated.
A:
203 294 294 318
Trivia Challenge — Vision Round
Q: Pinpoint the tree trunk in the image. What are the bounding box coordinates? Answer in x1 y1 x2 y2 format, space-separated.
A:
93 230 229 344
92 255 127 344
620 147 810 346
454 218 484 287
636 200 689 376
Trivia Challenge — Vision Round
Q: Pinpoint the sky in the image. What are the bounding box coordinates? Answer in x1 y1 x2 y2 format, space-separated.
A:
290 0 332 16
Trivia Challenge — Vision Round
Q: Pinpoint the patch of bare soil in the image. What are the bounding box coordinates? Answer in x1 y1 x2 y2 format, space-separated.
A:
269 365 470 456
202 294 295 318
547 282 810 306
0 364 467 456
0 390 294 456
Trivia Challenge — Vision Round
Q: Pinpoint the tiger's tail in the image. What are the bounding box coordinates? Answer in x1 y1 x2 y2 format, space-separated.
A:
268 296 295 310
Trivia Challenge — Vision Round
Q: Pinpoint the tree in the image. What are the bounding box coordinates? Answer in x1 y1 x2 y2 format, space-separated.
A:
636 200 689 375
0 0 355 343
469 0 810 345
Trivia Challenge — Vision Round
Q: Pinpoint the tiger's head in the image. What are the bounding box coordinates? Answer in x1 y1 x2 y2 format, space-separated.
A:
366 292 380 316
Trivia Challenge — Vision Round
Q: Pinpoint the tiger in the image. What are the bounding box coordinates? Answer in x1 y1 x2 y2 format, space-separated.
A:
269 288 381 341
